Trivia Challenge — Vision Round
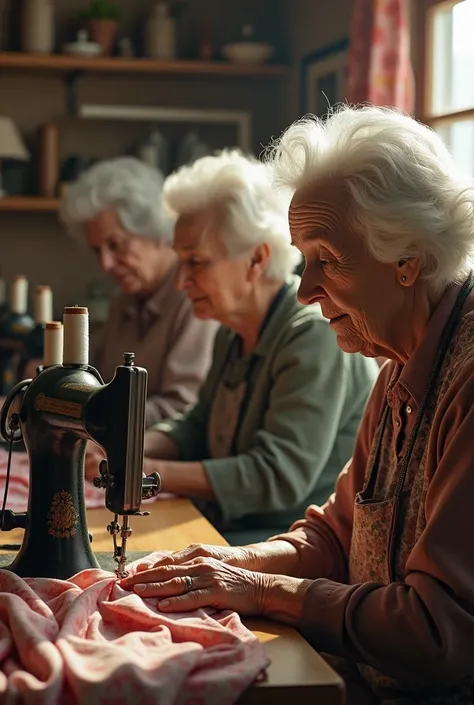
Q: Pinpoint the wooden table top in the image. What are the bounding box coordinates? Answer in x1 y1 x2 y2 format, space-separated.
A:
1 498 345 705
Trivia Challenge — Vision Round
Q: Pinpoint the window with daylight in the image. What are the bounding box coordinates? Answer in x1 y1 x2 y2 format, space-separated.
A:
419 0 474 176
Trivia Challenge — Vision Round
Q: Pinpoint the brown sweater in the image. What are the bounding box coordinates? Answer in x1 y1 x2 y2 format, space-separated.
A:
272 280 474 704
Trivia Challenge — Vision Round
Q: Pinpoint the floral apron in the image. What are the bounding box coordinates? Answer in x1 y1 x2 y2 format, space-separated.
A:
347 275 474 704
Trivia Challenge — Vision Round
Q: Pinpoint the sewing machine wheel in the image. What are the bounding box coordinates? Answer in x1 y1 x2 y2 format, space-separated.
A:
0 379 31 444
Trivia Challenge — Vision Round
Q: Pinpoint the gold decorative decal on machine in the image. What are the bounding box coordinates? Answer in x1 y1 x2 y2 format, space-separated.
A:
34 392 82 418
62 382 92 393
47 490 79 539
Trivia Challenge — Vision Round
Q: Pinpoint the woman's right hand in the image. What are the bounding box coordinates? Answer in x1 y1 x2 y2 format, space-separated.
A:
136 543 264 574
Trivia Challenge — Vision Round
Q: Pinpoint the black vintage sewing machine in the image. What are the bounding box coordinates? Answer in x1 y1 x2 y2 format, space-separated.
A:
0 306 161 580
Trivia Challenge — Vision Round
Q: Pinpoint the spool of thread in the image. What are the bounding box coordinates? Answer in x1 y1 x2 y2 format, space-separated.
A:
44 321 63 367
10 275 28 315
63 306 89 366
34 285 53 324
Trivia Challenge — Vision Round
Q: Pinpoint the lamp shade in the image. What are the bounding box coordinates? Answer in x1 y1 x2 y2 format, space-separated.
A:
0 117 29 160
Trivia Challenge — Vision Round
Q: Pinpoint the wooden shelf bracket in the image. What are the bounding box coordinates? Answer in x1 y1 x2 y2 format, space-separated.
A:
65 70 84 114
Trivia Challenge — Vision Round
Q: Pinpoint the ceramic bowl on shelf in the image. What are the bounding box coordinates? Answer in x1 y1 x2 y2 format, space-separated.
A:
62 30 101 57
221 42 274 64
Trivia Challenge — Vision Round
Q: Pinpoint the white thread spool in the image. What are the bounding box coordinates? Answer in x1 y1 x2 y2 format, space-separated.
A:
63 306 89 366
34 285 53 324
44 321 63 367
10 275 28 315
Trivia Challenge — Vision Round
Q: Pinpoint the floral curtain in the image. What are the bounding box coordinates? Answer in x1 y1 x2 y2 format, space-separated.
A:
347 0 415 112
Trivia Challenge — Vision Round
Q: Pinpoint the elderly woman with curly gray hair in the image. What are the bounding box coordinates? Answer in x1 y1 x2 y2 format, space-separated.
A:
143 148 378 545
123 107 474 705
60 158 218 476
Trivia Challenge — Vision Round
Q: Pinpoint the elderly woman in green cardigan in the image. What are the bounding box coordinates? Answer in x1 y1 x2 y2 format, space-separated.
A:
143 149 379 544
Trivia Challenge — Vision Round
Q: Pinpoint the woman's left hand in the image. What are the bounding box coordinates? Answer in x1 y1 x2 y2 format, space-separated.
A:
120 556 270 614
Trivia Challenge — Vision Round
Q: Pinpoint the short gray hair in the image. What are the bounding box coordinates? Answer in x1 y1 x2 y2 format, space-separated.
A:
60 156 174 243
267 105 474 292
163 149 300 280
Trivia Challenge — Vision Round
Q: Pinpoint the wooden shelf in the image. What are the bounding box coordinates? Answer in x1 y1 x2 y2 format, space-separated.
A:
0 197 60 212
0 52 288 78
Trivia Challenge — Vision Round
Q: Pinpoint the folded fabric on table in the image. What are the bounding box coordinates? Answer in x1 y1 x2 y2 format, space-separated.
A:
0 551 269 705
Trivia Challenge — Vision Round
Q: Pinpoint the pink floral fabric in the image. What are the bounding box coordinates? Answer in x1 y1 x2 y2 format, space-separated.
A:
347 0 415 112
0 552 268 705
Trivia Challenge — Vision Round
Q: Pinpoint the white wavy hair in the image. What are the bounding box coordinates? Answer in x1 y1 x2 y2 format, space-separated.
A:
267 105 474 292
163 149 300 280
60 156 174 243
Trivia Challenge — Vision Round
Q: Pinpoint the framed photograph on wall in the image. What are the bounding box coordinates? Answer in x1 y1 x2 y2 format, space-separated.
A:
300 37 349 116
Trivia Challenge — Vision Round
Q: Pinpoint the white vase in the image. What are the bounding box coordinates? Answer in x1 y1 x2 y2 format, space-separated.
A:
145 2 176 60
22 0 54 54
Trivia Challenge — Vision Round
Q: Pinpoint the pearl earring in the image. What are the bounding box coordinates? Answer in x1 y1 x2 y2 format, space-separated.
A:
401 275 407 283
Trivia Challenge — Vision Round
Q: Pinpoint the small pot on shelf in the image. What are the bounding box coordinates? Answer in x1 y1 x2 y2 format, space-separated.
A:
87 18 118 55
78 0 121 56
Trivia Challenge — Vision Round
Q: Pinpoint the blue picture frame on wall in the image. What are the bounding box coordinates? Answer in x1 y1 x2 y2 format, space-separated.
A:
300 37 350 116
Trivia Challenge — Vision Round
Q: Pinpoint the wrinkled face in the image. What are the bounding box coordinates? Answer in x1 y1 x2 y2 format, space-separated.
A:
85 208 165 296
173 209 255 323
289 183 412 357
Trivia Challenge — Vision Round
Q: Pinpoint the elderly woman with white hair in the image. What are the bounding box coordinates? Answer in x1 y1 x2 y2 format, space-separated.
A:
123 109 474 704
60 157 217 453
142 148 378 545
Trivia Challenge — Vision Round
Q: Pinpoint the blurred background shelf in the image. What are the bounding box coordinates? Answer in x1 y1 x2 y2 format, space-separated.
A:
0 52 289 78
0 0 293 308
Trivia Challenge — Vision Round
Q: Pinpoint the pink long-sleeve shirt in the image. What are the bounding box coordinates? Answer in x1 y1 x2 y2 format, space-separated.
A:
273 280 474 704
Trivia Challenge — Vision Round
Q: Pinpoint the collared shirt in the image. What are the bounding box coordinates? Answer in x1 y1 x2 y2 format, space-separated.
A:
273 279 474 702
156 275 379 540
94 264 218 428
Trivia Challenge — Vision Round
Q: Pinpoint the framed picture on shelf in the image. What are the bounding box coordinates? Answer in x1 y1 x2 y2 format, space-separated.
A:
300 37 349 117
77 104 252 154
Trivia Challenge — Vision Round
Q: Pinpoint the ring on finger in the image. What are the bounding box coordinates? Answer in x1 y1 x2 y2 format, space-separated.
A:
184 575 194 593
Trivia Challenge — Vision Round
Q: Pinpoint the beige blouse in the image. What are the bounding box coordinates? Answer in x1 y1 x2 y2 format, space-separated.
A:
94 264 218 428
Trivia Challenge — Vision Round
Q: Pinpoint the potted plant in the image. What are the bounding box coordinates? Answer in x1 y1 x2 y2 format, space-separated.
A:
79 0 122 56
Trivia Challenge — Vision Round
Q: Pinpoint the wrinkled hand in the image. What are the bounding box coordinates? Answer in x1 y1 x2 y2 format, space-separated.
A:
133 543 261 574
120 556 269 615
84 441 105 482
